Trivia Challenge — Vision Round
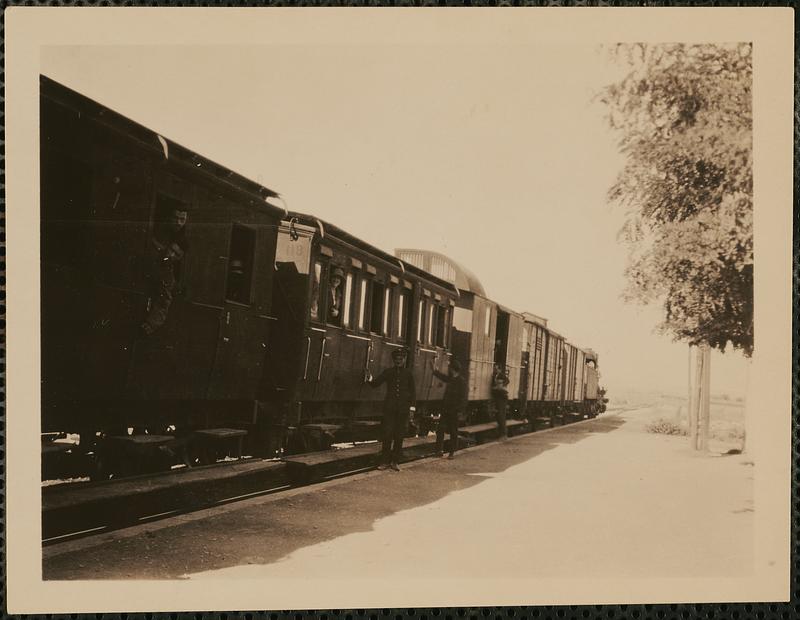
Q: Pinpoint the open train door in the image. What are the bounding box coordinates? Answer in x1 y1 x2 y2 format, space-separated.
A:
125 178 226 413
518 323 531 414
262 220 316 414
207 219 278 405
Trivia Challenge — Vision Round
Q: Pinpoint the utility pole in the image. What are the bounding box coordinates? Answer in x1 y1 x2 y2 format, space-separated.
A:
690 344 702 450
699 344 711 452
687 345 693 431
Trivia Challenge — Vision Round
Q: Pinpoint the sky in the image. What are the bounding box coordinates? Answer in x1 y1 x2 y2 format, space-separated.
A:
41 43 750 399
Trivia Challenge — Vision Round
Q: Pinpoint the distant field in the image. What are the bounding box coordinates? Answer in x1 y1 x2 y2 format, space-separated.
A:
608 390 745 448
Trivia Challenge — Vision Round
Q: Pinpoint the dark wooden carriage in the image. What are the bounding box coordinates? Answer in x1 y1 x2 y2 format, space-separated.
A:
262 215 460 451
41 76 285 459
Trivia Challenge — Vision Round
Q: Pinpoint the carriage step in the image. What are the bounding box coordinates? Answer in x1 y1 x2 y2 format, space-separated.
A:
193 428 249 460
283 443 380 485
42 442 73 456
460 419 529 444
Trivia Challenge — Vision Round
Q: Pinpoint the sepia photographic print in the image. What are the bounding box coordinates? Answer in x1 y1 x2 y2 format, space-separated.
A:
4 6 794 614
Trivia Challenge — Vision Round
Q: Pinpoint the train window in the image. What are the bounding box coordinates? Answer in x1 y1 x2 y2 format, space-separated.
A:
309 261 323 321
382 287 392 335
397 290 411 340
484 307 492 337
326 266 345 327
358 278 369 330
369 281 385 334
435 306 448 348
153 194 189 245
343 273 354 328
428 304 436 345
417 300 425 343
226 224 256 305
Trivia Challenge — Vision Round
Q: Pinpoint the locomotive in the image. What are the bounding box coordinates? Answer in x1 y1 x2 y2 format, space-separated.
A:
40 76 605 479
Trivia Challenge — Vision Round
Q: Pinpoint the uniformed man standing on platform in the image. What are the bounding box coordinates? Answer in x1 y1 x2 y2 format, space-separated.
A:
367 348 416 471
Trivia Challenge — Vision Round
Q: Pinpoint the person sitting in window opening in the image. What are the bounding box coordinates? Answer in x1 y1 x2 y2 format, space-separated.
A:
152 207 188 265
327 267 345 325
226 259 247 304
141 206 189 336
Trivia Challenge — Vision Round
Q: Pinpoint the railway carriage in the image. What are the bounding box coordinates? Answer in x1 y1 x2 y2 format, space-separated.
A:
41 76 286 463
40 76 605 481
262 215 459 452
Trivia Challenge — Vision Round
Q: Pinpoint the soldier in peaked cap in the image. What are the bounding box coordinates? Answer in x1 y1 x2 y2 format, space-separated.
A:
430 356 468 459
367 347 416 471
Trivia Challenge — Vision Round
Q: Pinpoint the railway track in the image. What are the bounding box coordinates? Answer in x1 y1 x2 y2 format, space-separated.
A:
42 414 610 547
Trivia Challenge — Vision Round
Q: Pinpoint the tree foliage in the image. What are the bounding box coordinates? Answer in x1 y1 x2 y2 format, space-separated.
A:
599 43 753 356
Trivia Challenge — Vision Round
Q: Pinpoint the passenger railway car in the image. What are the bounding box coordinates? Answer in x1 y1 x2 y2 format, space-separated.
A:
261 214 459 452
41 76 286 461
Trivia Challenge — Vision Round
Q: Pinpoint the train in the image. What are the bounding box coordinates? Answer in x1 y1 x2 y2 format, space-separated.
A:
40 76 606 480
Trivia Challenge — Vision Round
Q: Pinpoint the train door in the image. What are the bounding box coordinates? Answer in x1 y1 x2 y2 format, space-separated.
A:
494 310 510 368
533 325 547 400
414 292 440 405
262 221 315 409
126 175 226 401
303 256 330 403
314 255 357 405
207 221 275 401
518 323 531 407
503 313 523 401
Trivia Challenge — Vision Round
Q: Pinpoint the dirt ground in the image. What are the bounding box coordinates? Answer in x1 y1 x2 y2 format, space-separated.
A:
43 407 754 581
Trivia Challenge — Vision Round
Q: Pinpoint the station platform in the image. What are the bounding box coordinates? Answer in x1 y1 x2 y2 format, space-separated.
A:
43 419 533 541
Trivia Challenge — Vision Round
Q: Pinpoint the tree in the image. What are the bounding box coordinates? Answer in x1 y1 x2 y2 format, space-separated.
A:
598 43 753 451
599 43 753 356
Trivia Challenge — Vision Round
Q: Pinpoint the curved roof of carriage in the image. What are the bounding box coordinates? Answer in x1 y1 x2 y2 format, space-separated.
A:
393 249 487 297
286 213 460 295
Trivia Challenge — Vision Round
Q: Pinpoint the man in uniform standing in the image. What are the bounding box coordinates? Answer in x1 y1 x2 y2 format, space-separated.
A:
430 357 468 459
491 363 510 440
367 348 416 471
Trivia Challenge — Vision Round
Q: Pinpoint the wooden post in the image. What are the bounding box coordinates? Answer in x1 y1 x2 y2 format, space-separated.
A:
689 345 702 450
687 345 693 431
699 344 711 452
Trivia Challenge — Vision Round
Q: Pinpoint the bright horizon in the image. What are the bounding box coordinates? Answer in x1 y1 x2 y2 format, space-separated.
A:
41 44 750 399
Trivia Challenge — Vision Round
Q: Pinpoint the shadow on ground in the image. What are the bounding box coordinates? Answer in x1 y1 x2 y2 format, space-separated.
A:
44 414 626 580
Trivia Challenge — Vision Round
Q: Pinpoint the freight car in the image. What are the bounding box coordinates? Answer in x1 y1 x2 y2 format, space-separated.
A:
395 250 606 429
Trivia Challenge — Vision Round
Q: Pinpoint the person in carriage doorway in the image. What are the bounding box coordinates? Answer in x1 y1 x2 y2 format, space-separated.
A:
430 357 467 459
367 347 416 471
141 206 189 337
491 363 510 440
